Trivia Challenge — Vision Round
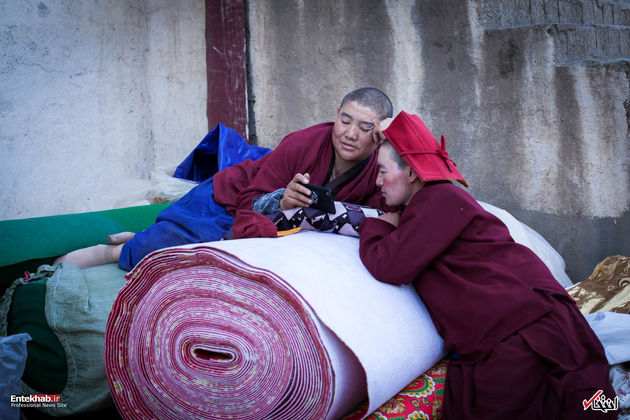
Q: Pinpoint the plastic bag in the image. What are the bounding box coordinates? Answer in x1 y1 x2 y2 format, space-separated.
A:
0 333 32 420
147 164 199 203
115 164 199 208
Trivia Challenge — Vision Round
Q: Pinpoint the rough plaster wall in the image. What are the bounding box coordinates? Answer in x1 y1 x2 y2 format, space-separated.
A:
246 0 629 283
247 0 393 146
0 0 206 219
464 0 630 282
145 1 207 167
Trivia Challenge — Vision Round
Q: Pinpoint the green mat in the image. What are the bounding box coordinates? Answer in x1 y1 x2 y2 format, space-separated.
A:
1 263 128 416
0 203 169 290
6 277 65 394
0 203 169 415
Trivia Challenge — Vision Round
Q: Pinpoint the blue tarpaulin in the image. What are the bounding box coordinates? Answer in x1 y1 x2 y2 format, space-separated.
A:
119 123 271 271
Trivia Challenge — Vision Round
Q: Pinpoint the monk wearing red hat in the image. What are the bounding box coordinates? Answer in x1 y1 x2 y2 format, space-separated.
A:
359 111 616 419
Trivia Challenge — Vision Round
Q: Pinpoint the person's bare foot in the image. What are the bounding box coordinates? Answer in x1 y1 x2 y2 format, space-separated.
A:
107 231 136 245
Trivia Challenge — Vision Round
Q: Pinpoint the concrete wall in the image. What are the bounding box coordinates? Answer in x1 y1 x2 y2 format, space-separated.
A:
0 0 207 219
246 0 630 283
1 0 627 283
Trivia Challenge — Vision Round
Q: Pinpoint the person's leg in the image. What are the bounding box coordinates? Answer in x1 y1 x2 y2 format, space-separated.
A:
444 296 616 420
54 178 234 271
519 295 617 419
442 333 554 420
52 231 134 269
53 243 124 269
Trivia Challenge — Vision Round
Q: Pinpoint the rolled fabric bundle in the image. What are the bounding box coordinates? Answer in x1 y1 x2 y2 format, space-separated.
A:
106 231 445 419
106 252 336 419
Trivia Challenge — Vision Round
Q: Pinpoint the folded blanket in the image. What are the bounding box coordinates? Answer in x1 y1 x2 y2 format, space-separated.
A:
568 255 630 314
105 231 445 419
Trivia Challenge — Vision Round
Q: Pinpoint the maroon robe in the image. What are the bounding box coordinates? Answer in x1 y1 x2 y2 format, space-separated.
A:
359 181 616 419
214 122 386 237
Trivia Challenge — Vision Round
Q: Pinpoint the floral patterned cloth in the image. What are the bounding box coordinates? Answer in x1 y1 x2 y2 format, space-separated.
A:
343 359 448 420
610 363 630 419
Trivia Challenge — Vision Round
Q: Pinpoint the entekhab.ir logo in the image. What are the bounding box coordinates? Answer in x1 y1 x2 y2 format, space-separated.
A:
10 394 67 409
582 389 619 413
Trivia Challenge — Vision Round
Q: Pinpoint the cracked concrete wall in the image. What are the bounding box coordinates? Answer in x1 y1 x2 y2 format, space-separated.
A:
247 0 629 283
0 0 207 219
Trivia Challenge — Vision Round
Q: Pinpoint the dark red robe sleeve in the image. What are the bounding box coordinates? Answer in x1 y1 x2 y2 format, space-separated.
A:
213 123 333 214
360 182 575 360
211 155 270 214
359 182 476 285
213 122 389 238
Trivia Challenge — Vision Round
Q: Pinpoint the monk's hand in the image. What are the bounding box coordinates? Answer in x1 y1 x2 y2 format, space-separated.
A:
373 117 394 143
279 173 313 210
378 211 400 227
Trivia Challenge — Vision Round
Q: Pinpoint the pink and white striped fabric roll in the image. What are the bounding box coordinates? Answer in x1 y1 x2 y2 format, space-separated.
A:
105 232 445 419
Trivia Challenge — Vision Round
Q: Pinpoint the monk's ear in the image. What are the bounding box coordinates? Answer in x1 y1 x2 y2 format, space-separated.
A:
407 168 419 183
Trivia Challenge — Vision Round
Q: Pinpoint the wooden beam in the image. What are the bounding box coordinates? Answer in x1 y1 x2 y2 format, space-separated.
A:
205 0 247 139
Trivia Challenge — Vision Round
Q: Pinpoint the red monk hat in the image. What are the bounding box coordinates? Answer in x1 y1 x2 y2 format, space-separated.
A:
382 111 468 187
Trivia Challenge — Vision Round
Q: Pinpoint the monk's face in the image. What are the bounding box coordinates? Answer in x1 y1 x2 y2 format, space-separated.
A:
376 144 416 206
332 101 381 168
